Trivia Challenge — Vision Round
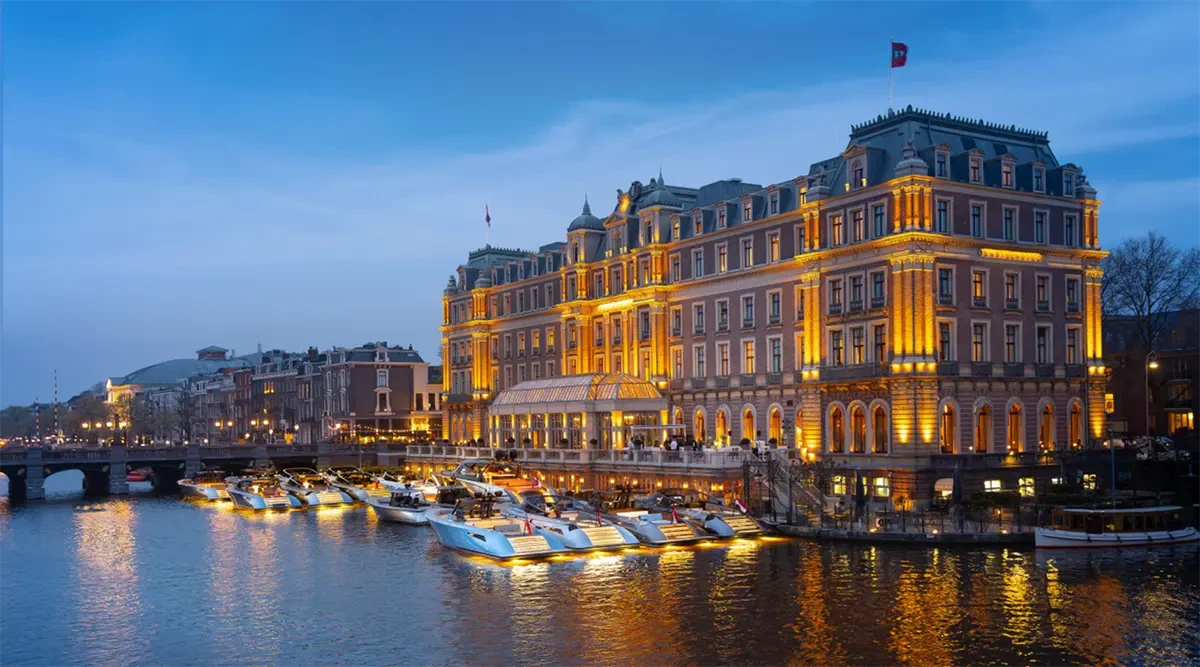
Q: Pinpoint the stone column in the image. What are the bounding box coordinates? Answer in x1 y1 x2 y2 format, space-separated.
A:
185 442 202 478
254 444 269 469
108 444 129 495
25 447 45 500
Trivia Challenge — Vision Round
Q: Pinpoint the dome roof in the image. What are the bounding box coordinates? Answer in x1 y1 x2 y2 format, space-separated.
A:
567 197 603 231
640 170 681 208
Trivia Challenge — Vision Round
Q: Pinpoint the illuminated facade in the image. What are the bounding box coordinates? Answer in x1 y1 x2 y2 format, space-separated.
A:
441 107 1107 500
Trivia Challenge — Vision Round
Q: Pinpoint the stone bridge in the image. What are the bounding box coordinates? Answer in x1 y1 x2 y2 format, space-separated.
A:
0 442 408 501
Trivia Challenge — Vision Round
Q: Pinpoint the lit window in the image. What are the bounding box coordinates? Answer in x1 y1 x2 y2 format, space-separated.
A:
984 479 1002 492
873 477 890 498
718 208 727 228
970 159 981 183
1002 163 1013 187
768 232 780 262
831 475 847 495
1082 473 1096 491
935 153 947 178
741 238 753 268
718 246 728 273
831 215 844 246
830 330 844 366
1019 477 1035 497
742 340 755 374
743 202 752 222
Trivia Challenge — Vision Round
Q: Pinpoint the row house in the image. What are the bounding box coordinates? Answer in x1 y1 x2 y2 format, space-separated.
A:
440 106 1108 501
318 342 443 443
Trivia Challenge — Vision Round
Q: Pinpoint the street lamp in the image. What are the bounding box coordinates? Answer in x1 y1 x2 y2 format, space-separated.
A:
1146 352 1160 438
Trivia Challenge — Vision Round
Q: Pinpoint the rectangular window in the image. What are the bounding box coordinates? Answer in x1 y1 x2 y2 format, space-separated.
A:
873 325 886 362
1064 215 1077 247
770 337 782 372
769 194 779 215
938 268 954 302
769 291 781 323
851 210 864 242
768 232 780 262
672 220 680 240
970 160 981 183
832 475 847 496
871 272 885 304
1033 168 1044 192
984 479 1002 493
1066 278 1080 310
939 322 952 361
717 301 729 330
1019 477 1035 497
936 200 949 233
717 245 728 273
1036 275 1049 308
741 238 753 268
830 279 843 309
973 324 987 361
376 370 387 387
796 286 805 320
796 225 807 255
1003 209 1015 240
741 295 754 328
850 276 863 309
972 271 985 302
1002 163 1013 187
693 250 704 278
694 345 706 377
830 330 844 366
694 214 703 235
693 303 705 334
1036 325 1050 364
872 204 886 238
718 343 730 376
743 202 752 222
517 332 526 355
873 477 890 498
1067 328 1080 364
1005 273 1018 305
670 255 681 282
671 308 682 336
742 340 755 374
718 208 727 228
1034 212 1046 243
936 153 947 178
1064 174 1074 197
672 348 682 378
851 327 865 364
1005 324 1019 362
831 215 844 246
970 205 983 238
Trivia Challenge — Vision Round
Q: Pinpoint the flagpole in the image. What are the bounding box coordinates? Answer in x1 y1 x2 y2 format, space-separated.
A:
888 41 893 112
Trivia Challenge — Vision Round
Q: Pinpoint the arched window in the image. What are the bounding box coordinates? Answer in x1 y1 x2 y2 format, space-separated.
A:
694 411 707 441
851 405 866 453
830 407 845 453
1008 403 1023 452
873 406 888 454
1069 402 1082 448
769 407 782 444
940 403 956 453
743 408 756 442
1039 404 1055 451
975 405 991 453
673 407 684 425
464 416 473 442
716 409 728 443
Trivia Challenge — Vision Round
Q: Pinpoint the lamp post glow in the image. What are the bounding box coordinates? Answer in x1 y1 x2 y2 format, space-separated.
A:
1145 353 1159 438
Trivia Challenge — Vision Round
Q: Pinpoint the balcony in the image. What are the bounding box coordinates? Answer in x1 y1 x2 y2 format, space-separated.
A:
1036 300 1050 312
1067 301 1080 314
822 363 889 381
1005 298 1020 310
937 293 954 306
671 326 681 337
768 313 781 325
1065 364 1085 378
766 372 782 384
717 319 729 332
594 337 604 347
1004 362 1026 378
739 373 756 386
693 326 705 335
971 362 993 377
829 303 843 315
546 346 554 354
567 340 577 350
1035 363 1055 378
938 361 960 376
742 318 754 330
715 376 731 388
870 296 886 309
849 300 863 312
972 296 987 308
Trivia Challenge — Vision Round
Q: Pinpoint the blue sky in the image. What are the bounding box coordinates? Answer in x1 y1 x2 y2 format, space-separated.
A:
3 1 1199 406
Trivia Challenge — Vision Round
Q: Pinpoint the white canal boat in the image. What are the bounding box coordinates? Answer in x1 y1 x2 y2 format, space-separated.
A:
1035 506 1200 548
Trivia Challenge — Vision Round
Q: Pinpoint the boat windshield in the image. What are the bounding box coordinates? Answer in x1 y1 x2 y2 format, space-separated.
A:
1051 508 1188 533
435 486 475 506
333 470 374 485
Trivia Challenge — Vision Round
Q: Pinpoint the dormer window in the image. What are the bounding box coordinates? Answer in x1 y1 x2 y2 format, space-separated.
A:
672 220 680 240
743 202 752 222
935 152 948 178
517 264 524 280
970 158 982 184
1064 172 1075 197
644 221 652 244
718 208 727 228
693 215 702 235
769 193 779 215
852 161 864 188
1033 167 1045 193
1002 162 1014 188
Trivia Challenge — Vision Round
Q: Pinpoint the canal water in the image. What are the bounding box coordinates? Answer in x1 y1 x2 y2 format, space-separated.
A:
2 474 1197 667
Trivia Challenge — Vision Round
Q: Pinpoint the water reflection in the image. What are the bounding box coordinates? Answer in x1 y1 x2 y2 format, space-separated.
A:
0 496 1196 667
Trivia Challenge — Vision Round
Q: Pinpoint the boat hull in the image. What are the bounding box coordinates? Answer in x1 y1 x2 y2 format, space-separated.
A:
608 512 712 545
1035 526 1200 548
503 511 640 550
177 481 230 501
227 489 301 510
289 489 355 507
427 514 568 560
366 498 430 525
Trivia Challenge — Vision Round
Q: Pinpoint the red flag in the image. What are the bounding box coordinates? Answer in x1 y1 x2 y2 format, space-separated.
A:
525 517 534 535
671 506 679 524
891 42 908 68
734 498 748 514
485 204 491 228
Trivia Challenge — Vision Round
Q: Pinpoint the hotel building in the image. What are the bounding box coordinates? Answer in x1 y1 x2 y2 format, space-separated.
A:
437 106 1108 503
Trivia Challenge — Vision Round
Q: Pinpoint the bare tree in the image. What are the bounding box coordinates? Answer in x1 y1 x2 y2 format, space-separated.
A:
175 392 197 442
1102 232 1200 352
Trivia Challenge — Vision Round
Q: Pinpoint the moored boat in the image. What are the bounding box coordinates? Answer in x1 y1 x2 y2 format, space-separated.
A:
226 475 303 510
446 458 546 502
598 486 712 545
323 466 389 501
177 470 231 501
427 494 569 560
366 487 432 524
1035 506 1200 548
277 468 355 507
501 488 640 551
637 488 763 538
